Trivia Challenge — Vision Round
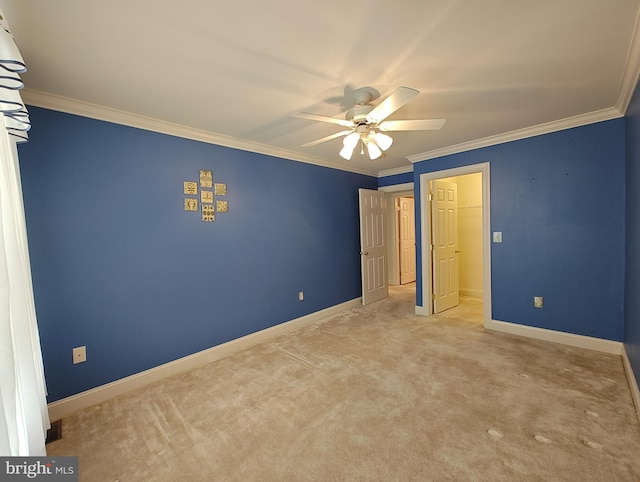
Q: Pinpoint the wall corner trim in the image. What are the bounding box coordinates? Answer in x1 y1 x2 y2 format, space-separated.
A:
47 298 362 421
485 319 623 355
622 345 640 425
615 5 640 114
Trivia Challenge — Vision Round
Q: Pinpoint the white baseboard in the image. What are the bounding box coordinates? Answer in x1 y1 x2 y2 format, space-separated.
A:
459 289 483 298
48 298 362 421
415 305 430 316
485 319 623 355
622 345 640 424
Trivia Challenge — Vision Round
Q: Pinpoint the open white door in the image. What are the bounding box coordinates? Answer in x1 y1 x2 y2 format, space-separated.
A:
359 189 388 305
399 197 416 284
431 180 459 313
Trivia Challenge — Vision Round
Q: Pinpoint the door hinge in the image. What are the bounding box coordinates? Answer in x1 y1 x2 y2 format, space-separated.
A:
428 193 433 201
431 293 436 300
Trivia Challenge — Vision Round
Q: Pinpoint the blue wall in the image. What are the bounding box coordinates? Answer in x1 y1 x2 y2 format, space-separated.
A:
625 83 640 387
412 119 626 341
378 170 413 187
19 107 377 402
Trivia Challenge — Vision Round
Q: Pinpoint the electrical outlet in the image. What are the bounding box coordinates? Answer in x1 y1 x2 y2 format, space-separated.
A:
72 346 86 364
534 297 544 309
298 291 304 301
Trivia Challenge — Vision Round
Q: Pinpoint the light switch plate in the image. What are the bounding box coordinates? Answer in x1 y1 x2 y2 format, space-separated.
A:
493 231 503 243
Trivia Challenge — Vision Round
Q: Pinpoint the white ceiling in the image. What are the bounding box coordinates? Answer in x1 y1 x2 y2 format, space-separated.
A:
3 0 640 176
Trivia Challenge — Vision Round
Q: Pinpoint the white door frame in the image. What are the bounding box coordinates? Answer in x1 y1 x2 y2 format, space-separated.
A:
380 183 414 286
417 163 492 328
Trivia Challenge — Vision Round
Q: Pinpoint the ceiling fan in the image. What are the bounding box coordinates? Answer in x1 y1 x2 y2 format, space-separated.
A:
292 86 446 160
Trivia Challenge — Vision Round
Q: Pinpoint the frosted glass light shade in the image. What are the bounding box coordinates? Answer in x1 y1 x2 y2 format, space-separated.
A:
367 142 382 160
374 132 393 151
343 132 359 149
339 145 354 160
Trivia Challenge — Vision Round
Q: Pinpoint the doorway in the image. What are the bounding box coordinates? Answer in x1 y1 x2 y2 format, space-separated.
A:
418 163 491 327
380 183 414 287
398 196 416 285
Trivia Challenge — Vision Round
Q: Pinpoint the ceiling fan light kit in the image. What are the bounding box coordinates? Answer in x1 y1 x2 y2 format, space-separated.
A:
343 131 359 149
367 141 382 160
293 86 446 161
338 127 393 161
374 132 393 150
339 144 354 160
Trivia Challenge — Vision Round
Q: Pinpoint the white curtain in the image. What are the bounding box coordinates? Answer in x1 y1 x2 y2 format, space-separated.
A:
0 9 50 456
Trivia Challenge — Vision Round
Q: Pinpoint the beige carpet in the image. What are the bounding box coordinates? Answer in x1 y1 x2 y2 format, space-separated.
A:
47 285 640 481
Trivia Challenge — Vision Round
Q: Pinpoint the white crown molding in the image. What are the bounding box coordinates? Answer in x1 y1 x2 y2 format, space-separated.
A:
407 107 623 163
377 164 413 178
23 88 630 177
47 297 362 421
616 6 640 114
22 89 379 177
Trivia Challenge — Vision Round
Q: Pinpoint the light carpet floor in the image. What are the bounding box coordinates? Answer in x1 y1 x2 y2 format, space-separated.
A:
47 285 640 481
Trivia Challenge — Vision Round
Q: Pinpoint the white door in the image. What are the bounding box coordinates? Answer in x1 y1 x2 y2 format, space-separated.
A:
399 197 416 284
359 189 388 305
431 180 459 313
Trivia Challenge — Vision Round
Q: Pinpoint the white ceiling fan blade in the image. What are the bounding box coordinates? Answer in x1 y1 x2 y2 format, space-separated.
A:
365 87 420 124
379 119 446 131
301 130 352 147
292 112 355 127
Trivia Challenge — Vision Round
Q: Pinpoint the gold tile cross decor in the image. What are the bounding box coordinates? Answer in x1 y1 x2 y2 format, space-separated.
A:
216 200 228 213
201 190 213 203
200 170 213 188
214 183 227 196
184 198 198 211
202 204 215 222
184 181 198 195
183 170 228 221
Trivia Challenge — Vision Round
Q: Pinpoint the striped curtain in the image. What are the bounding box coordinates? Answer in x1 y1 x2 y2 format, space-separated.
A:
0 8 50 456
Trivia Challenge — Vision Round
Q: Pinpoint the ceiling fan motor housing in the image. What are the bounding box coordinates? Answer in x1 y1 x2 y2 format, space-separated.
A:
346 105 375 124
